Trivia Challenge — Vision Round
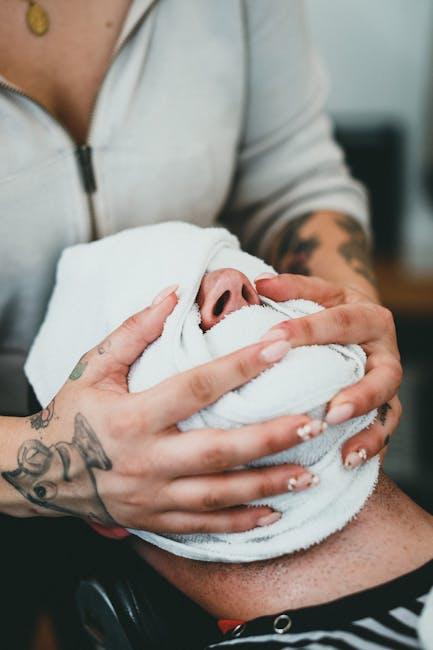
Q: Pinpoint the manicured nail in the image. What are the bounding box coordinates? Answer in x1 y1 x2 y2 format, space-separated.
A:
257 511 282 527
260 340 291 363
326 403 355 425
296 420 327 441
152 284 179 306
255 272 277 282
260 328 286 342
288 472 319 491
344 448 368 470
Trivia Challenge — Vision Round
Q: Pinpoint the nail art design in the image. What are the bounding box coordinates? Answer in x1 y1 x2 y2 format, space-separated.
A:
287 473 319 491
296 420 327 441
344 448 368 470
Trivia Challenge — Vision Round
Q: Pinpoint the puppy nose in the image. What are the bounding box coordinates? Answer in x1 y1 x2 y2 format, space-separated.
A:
197 268 260 331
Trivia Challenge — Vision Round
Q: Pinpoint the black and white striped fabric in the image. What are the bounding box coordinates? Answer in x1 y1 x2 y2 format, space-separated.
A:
208 560 432 650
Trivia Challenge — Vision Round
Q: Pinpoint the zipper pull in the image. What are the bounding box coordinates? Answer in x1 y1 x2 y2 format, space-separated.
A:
76 144 97 193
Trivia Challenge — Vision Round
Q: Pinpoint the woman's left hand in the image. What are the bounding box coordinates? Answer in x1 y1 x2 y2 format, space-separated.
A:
255 273 402 468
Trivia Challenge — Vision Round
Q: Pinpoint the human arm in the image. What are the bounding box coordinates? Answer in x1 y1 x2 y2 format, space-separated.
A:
256 210 402 466
0 286 320 532
219 1 401 462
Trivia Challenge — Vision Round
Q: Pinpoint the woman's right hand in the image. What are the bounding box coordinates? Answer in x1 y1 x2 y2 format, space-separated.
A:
2 286 322 535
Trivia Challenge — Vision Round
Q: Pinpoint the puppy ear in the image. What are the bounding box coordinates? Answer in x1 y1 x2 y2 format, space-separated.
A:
72 413 112 471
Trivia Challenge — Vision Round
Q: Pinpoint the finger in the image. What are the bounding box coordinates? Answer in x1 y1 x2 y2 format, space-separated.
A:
326 354 402 423
255 274 345 308
340 397 402 469
156 415 324 476
147 506 284 535
159 416 326 477
162 464 319 512
91 286 178 372
262 303 388 347
135 336 292 431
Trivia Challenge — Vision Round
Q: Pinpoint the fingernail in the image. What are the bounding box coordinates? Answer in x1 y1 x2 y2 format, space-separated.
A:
297 420 327 441
344 448 368 470
326 403 355 425
260 328 286 343
255 272 277 282
152 284 179 306
257 511 282 527
288 472 319 491
260 340 291 363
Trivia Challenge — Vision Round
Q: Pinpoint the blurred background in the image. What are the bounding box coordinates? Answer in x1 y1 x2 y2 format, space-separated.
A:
307 0 433 511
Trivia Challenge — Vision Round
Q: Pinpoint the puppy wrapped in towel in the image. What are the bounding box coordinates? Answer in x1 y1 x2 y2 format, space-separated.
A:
25 222 378 562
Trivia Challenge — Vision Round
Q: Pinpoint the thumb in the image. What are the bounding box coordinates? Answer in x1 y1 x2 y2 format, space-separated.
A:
93 285 178 371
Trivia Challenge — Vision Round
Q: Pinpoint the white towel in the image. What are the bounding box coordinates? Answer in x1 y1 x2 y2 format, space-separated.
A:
25 222 378 562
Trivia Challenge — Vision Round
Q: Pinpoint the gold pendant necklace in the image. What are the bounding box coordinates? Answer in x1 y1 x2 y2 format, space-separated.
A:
25 1 50 37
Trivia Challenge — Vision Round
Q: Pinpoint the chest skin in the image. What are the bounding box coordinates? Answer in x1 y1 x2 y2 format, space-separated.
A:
0 0 132 143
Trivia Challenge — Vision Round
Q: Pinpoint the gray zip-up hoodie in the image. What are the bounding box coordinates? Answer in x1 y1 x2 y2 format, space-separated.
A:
0 0 368 415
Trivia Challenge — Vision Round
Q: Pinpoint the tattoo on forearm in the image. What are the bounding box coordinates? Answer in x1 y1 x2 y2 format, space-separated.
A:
336 216 376 286
378 402 392 426
2 413 117 526
268 213 319 275
69 357 88 380
29 399 55 430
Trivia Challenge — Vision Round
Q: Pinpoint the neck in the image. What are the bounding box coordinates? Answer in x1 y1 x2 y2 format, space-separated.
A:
132 474 433 619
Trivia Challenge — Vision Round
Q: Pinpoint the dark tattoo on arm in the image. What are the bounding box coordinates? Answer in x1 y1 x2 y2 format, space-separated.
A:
29 399 55 430
2 413 117 526
69 358 88 380
378 402 392 426
268 213 319 275
336 216 376 286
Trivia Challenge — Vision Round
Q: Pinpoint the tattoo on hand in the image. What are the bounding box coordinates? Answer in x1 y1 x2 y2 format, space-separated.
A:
2 413 117 526
69 358 88 381
29 399 55 430
268 213 319 275
378 402 392 426
336 216 376 286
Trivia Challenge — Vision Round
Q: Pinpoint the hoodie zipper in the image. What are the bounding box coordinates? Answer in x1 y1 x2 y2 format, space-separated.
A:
0 77 101 240
0 2 156 241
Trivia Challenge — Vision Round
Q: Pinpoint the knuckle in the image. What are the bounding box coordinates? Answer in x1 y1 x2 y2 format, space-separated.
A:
201 490 226 511
389 361 403 386
121 312 142 333
293 318 314 341
256 473 278 499
376 305 395 330
334 307 354 332
259 428 282 456
202 441 230 471
235 355 253 380
188 371 215 403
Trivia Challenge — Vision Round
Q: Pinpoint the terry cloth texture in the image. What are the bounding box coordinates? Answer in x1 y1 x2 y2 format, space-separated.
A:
25 222 378 562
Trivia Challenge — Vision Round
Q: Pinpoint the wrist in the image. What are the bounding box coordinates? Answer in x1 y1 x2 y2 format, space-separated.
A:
0 415 42 517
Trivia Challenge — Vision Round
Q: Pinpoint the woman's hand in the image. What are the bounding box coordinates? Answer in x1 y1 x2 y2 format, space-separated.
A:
2 285 324 536
256 273 402 467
